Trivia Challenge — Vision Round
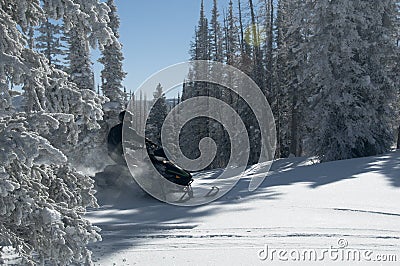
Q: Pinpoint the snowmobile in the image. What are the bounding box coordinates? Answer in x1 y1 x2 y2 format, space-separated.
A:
146 142 220 202
145 141 194 202
107 111 195 202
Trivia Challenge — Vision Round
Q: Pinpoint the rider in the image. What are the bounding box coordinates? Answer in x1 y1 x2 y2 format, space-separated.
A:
107 111 193 190
107 111 157 164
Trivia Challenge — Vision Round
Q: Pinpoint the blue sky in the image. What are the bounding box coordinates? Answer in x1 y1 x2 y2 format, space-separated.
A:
93 0 231 95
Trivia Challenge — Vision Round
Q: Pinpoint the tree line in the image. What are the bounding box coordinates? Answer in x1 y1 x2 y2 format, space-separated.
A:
180 0 399 166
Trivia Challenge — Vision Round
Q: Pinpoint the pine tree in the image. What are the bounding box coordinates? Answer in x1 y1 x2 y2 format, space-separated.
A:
305 0 399 162
260 0 274 99
63 0 114 92
181 0 211 166
238 0 246 54
61 0 120 168
210 0 224 63
208 0 228 168
228 0 263 165
273 0 311 157
65 26 95 91
225 0 241 68
0 1 114 263
247 0 265 92
274 0 290 157
99 0 126 127
237 0 253 77
0 73 11 115
35 18 67 69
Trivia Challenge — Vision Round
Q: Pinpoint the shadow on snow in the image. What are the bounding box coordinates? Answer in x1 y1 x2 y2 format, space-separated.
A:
87 150 400 259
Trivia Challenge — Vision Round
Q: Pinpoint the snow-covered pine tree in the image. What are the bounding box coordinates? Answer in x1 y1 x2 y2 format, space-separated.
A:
273 0 311 157
61 0 118 169
99 0 127 127
305 0 399 162
65 26 95 91
273 0 291 158
0 113 101 265
0 75 11 116
63 0 114 92
35 18 67 70
0 0 115 264
392 1 400 149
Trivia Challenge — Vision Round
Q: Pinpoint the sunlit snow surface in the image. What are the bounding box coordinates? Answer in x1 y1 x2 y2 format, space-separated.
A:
87 152 400 265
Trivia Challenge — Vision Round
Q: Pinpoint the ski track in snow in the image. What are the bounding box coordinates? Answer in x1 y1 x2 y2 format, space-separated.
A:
87 152 400 265
332 208 400 217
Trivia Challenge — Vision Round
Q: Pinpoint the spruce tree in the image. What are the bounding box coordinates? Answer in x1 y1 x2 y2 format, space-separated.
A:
247 0 265 92
274 0 311 157
35 18 67 69
65 26 94 91
181 0 211 165
225 0 241 68
99 0 126 127
0 0 114 264
305 0 399 162
210 0 224 63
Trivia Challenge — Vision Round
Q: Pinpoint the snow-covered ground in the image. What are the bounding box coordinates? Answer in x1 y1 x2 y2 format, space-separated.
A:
87 152 400 265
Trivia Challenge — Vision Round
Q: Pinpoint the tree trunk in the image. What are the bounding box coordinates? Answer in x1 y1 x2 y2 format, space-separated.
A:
290 89 298 156
238 0 245 53
267 0 274 95
275 96 281 158
397 125 400 149
289 112 298 156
